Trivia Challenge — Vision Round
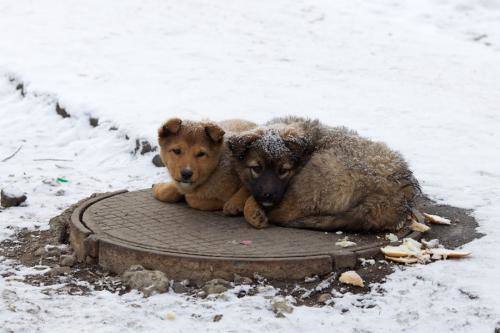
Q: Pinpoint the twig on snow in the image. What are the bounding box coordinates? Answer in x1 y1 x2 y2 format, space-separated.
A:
33 158 73 162
1 145 23 162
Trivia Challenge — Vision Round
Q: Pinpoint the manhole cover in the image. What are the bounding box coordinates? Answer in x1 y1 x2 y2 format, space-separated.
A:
69 189 422 282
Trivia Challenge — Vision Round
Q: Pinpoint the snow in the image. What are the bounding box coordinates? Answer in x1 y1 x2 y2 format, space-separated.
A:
1 0 500 331
0 186 25 199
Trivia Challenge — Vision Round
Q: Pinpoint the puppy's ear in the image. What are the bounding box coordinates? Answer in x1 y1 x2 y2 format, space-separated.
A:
159 118 182 138
227 133 258 160
283 135 311 164
205 124 225 144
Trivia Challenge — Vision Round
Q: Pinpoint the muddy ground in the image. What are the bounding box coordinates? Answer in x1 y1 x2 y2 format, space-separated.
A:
0 193 483 307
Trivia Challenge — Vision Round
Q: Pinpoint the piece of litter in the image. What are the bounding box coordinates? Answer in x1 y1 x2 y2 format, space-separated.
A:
359 258 375 266
409 220 430 232
240 240 252 245
381 238 471 265
56 177 69 183
335 231 343 235
423 213 451 225
381 246 410 257
270 296 294 315
304 276 319 283
421 238 440 249
428 248 471 260
402 238 422 253
385 256 419 264
166 311 176 320
385 233 398 242
339 271 364 287
335 237 356 248
381 238 423 258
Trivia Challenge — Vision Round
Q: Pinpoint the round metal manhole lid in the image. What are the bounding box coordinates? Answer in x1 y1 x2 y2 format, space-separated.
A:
83 189 414 259
72 189 419 281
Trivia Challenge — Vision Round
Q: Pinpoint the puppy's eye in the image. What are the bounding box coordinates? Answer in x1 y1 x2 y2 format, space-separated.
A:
196 151 206 158
279 169 290 179
249 165 262 178
171 148 182 155
279 164 292 179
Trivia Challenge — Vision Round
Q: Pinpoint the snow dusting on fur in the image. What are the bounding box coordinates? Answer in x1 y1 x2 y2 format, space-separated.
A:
253 129 290 159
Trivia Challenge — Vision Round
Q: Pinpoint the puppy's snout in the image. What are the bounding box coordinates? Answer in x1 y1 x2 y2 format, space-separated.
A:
257 192 278 207
181 169 193 181
250 171 286 208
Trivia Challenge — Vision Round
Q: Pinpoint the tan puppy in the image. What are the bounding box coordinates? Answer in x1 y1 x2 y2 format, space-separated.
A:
228 117 420 231
153 118 256 215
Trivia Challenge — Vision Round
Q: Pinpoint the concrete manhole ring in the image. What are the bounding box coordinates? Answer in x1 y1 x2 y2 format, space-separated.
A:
69 189 422 282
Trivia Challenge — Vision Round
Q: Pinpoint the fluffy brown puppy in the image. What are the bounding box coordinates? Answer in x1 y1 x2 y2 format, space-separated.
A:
228 117 420 231
153 118 256 215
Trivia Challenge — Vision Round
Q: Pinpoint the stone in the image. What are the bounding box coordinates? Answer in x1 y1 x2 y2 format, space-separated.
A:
35 247 45 256
54 189 65 197
16 82 26 97
85 256 97 265
172 279 190 294
165 311 176 320
83 235 99 258
44 245 63 256
122 265 169 297
49 210 70 243
135 139 157 155
89 117 99 127
213 314 223 322
1 188 27 208
60 254 76 267
48 266 71 277
234 274 253 285
270 296 294 316
203 284 227 295
207 278 231 287
317 293 332 304
55 103 70 118
152 154 164 167
203 278 230 295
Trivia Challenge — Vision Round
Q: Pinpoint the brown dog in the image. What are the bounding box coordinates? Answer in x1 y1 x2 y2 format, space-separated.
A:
228 117 420 232
153 118 256 215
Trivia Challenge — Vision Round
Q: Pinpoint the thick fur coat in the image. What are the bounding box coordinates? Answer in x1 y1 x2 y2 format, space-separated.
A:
228 117 420 231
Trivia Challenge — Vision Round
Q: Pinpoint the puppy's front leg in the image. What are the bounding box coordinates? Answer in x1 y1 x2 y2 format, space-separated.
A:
243 196 269 229
185 195 224 211
267 199 304 223
152 182 184 203
223 186 250 216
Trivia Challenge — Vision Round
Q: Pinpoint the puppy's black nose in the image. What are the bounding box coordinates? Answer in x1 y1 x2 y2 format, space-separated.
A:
181 169 193 181
263 193 273 200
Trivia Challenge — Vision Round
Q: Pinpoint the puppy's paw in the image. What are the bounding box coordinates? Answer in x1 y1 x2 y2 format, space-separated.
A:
222 199 244 216
247 208 269 229
244 197 269 229
152 182 183 203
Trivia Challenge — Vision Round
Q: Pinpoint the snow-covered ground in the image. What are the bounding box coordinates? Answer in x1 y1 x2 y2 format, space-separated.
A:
0 0 499 331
